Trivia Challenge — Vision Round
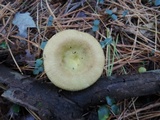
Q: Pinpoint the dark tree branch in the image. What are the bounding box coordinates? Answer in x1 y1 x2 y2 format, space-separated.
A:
0 64 160 120
63 71 160 108
0 65 83 120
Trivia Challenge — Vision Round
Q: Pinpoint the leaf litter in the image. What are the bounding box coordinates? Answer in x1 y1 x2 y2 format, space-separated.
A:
12 12 36 38
1 0 160 120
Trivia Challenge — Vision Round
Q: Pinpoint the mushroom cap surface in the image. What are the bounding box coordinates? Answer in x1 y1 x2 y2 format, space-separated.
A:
43 30 105 91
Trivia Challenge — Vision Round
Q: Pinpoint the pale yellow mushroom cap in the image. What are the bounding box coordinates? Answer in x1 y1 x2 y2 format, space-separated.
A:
43 30 105 91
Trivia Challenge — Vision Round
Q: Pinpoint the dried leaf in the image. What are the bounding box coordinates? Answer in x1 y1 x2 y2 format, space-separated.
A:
12 12 36 38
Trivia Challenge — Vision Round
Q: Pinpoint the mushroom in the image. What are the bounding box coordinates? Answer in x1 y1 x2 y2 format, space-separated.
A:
43 30 105 91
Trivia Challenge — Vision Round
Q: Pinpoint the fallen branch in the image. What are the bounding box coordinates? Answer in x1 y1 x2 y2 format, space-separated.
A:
0 64 160 120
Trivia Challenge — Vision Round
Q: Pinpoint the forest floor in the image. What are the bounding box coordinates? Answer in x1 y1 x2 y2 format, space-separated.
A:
0 0 160 120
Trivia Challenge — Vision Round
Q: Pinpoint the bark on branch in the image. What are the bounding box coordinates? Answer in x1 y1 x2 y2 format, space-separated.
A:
0 64 160 120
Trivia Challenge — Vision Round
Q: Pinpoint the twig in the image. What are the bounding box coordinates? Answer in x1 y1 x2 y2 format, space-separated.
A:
6 42 23 75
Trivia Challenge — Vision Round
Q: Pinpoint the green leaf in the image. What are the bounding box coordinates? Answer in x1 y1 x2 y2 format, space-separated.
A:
100 38 112 48
11 104 20 113
92 25 99 32
105 9 113 15
138 67 146 73
111 14 117 20
111 104 120 115
47 15 54 26
155 0 160 6
33 68 40 75
98 0 104 4
93 20 100 26
106 96 116 106
33 59 44 75
0 42 7 49
36 102 43 108
122 10 129 17
38 66 44 72
98 106 109 120
35 59 43 67
92 20 100 32
40 41 47 50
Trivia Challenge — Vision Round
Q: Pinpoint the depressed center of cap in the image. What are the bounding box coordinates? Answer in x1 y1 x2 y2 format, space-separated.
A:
61 42 92 72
